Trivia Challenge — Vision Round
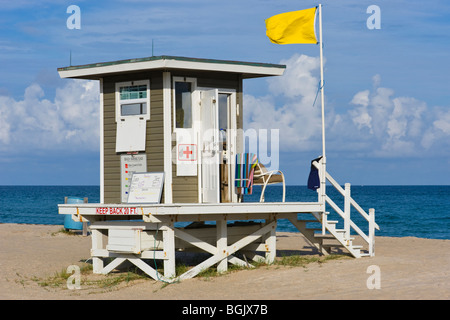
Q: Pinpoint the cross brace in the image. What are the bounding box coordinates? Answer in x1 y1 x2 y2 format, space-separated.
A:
91 220 277 283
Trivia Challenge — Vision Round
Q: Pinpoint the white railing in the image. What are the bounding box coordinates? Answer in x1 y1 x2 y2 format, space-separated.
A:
313 160 379 256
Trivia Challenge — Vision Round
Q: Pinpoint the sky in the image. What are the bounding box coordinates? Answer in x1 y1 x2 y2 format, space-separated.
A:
0 0 449 186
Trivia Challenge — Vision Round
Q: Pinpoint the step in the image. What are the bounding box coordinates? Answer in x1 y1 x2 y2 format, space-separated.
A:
314 233 336 239
306 227 322 232
297 219 319 223
322 243 344 248
359 253 371 257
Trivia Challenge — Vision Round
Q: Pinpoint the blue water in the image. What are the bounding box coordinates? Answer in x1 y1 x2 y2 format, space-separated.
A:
0 185 448 240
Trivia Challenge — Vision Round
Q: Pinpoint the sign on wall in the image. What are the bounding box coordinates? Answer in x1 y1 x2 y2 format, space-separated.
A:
178 144 197 161
176 129 198 176
127 172 164 204
120 154 147 203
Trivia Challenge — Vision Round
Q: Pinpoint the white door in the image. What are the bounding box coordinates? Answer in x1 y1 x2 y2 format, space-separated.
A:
200 89 220 203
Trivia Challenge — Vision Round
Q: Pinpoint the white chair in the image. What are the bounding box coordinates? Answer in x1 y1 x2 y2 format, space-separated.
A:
252 162 286 202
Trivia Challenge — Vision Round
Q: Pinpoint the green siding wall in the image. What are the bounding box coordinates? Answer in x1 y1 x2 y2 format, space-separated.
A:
102 70 242 204
102 72 164 204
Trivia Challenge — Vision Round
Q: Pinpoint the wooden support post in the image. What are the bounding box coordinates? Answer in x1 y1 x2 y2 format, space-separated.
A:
176 221 276 281
322 211 328 235
163 223 176 279
102 257 126 274
91 228 104 274
319 158 326 207
344 183 351 239
128 257 169 282
288 216 329 256
82 197 88 236
265 217 277 264
216 219 228 273
369 208 375 257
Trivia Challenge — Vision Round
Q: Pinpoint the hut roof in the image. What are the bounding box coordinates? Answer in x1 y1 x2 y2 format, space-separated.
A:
58 55 285 80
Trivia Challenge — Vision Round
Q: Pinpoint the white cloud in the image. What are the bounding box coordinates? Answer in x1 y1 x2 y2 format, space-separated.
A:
0 80 99 153
349 106 372 133
350 90 370 108
0 97 12 144
421 108 450 149
244 54 322 151
345 76 448 157
3 53 448 165
433 110 450 135
267 54 321 100
244 54 450 159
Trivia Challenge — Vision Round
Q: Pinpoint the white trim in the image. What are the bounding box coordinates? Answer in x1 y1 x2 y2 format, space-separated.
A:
172 76 197 130
196 87 237 203
197 129 202 203
59 59 285 79
172 77 198 179
217 89 237 203
319 4 327 206
115 80 150 122
59 201 324 216
162 72 173 204
99 78 104 204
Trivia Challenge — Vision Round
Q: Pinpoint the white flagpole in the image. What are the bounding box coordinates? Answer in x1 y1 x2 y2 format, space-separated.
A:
319 4 325 160
318 4 327 204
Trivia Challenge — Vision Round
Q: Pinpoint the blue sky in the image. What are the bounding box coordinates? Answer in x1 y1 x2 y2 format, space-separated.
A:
0 0 449 185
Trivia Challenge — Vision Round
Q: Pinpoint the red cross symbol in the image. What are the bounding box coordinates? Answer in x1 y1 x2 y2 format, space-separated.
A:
183 146 192 159
179 144 197 161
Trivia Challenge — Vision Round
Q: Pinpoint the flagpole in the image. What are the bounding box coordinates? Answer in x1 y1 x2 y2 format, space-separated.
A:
319 4 325 160
318 4 327 204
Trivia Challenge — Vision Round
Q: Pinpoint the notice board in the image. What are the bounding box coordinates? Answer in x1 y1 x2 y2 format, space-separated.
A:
127 172 164 204
120 154 147 203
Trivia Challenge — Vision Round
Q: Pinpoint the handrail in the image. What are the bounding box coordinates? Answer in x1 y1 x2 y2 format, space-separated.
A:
313 160 378 256
312 161 379 230
325 195 370 244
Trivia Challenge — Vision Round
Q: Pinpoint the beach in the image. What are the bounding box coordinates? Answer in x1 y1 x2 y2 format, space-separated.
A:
0 223 448 300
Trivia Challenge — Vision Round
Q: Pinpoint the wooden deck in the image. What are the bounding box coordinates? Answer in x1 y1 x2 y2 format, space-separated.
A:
58 201 325 282
59 201 324 222
57 166 378 282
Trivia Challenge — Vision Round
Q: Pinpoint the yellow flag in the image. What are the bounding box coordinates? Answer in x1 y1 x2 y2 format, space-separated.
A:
265 7 317 44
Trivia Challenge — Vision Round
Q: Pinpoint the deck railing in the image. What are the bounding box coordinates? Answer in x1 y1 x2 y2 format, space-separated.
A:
313 160 379 256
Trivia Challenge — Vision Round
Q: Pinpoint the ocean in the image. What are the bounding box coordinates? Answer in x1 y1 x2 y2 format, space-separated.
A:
0 185 448 240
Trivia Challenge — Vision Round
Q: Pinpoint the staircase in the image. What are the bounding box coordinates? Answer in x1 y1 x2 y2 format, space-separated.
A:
289 212 372 258
289 159 379 258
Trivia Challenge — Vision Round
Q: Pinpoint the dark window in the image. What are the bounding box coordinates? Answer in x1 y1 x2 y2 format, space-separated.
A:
175 82 192 128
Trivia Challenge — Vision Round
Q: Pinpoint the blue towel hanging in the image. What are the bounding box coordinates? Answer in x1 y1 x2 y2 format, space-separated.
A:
307 156 322 190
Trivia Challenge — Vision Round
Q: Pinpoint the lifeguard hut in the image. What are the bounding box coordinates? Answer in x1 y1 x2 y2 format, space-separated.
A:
58 55 285 205
58 55 378 282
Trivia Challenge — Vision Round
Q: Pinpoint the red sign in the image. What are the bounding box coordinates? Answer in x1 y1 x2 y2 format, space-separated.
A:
178 144 197 161
96 207 139 215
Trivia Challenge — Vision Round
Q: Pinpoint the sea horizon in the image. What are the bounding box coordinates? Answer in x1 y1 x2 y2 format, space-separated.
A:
0 185 449 240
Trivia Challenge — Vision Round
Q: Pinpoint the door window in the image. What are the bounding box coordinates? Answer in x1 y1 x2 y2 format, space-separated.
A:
175 81 192 128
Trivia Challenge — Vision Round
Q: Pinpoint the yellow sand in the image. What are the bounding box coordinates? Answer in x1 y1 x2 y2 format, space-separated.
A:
0 223 448 300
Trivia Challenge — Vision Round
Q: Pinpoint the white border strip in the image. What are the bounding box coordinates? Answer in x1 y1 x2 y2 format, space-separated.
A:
59 59 285 79
99 78 104 204
163 71 173 204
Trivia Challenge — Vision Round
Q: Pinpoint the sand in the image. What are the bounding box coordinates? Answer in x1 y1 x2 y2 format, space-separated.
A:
0 223 448 300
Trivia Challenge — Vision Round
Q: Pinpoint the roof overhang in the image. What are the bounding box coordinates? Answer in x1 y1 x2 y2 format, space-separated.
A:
58 55 286 80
